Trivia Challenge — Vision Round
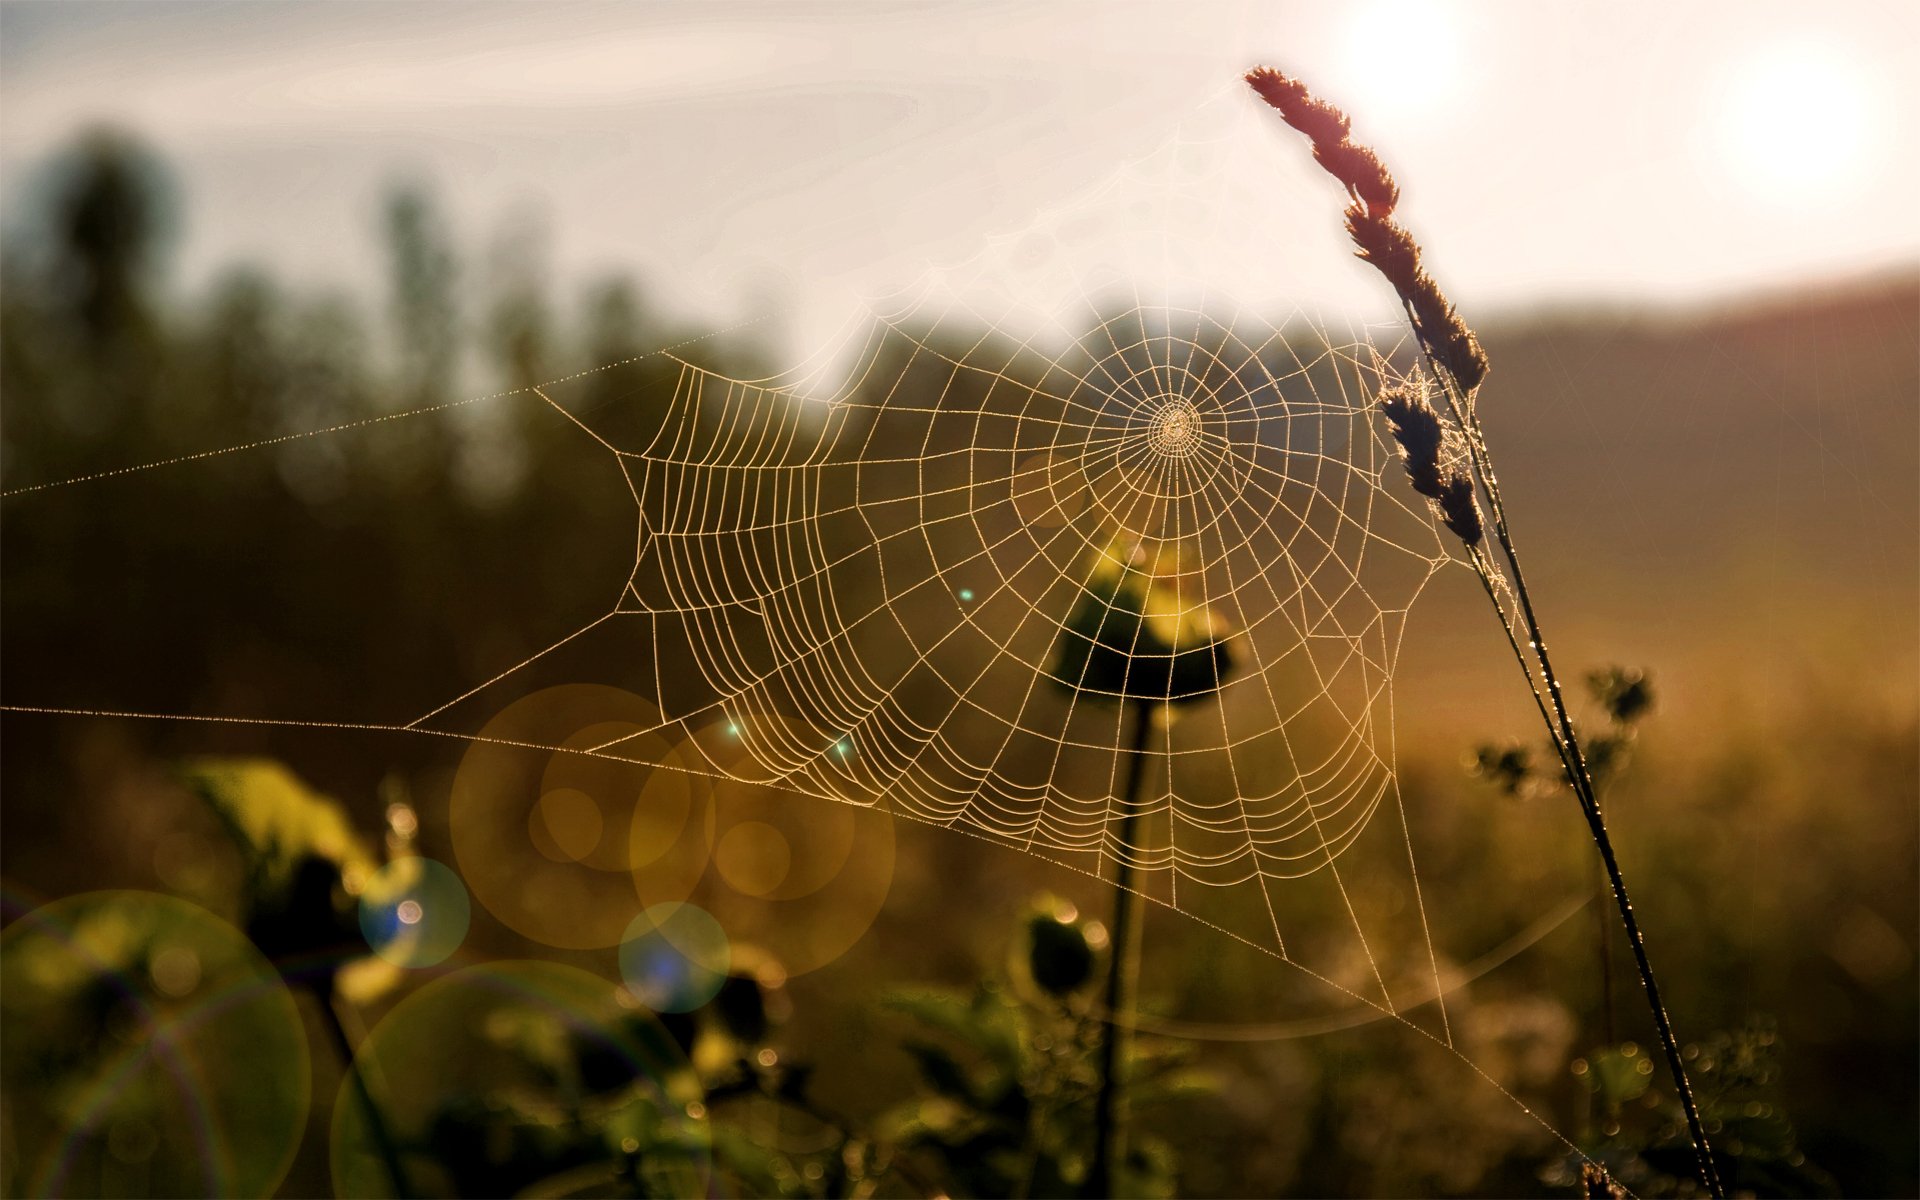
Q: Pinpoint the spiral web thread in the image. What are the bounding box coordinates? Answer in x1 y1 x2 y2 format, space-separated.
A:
0 89 1616 1179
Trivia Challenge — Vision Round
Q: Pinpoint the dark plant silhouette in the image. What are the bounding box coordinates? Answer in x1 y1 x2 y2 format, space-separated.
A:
1049 534 1236 1196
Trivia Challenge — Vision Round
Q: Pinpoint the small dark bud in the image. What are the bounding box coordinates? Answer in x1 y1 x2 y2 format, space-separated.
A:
1587 668 1654 726
245 853 359 980
1471 743 1534 797
656 1008 700 1059
776 1062 815 1104
577 1026 647 1094
712 971 772 1045
1026 912 1096 997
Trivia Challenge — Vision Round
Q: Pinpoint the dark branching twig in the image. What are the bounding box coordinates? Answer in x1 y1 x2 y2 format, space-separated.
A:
1247 66 1724 1200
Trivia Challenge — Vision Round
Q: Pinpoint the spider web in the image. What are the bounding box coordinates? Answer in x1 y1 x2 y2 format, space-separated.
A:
2 84 1608 1177
534 291 1447 981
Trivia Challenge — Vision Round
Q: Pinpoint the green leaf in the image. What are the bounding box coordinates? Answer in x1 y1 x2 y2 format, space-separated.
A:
885 987 1022 1075
903 1039 978 1104
179 758 376 893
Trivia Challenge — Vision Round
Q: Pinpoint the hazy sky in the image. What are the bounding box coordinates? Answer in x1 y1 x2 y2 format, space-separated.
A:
3 0 1916 343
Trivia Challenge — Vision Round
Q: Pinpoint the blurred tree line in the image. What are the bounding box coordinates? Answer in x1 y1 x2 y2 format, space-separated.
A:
1 129 769 815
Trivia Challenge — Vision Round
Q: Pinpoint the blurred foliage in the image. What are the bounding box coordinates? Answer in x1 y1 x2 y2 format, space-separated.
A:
1470 666 1656 801
179 757 404 1004
1470 673 1842 1197
351 975 714 1198
1548 1020 1838 1198
879 897 1215 1198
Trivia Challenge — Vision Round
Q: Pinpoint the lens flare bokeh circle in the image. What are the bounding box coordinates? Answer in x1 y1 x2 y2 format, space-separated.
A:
450 685 688 949
0 890 310 1198
330 960 708 1199
358 857 471 968
619 902 731 1013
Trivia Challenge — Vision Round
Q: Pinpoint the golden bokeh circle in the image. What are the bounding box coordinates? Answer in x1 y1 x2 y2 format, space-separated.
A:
451 684 690 950
631 748 895 979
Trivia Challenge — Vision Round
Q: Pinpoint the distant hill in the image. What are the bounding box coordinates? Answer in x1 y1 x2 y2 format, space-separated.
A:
1393 270 1919 741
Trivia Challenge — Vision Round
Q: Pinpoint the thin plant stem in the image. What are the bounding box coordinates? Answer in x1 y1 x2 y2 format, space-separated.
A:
1596 855 1618 1046
313 985 414 1199
1247 66 1722 1194
1428 354 1723 1199
1090 699 1154 1199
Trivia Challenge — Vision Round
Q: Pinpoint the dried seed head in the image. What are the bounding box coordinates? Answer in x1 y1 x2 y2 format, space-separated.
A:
1436 322 1490 392
1377 380 1446 499
1252 64 1491 399
1407 280 1491 391
1438 473 1484 546
1345 206 1422 295
1378 379 1483 547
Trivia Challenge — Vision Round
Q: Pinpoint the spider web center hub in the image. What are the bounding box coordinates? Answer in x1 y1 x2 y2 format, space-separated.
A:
1146 396 1204 457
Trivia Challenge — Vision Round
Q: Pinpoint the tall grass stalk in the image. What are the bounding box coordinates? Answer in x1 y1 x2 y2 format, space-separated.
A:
1246 66 1725 1199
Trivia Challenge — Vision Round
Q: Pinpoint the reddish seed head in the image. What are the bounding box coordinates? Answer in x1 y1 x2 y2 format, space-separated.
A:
1252 63 1491 399
1313 141 1398 216
1244 67 1352 150
1244 68 1308 112
1345 207 1422 294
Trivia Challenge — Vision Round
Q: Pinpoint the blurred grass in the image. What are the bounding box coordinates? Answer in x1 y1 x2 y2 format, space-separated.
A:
1 133 1914 1197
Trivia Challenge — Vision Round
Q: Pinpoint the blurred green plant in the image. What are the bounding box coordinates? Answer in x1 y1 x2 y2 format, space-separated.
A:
352 974 712 1199
0 890 311 1198
180 759 427 1192
181 757 915 1199
1548 1019 1837 1198
180 760 381 980
880 896 1216 1198
1466 682 1837 1198
1470 667 1655 802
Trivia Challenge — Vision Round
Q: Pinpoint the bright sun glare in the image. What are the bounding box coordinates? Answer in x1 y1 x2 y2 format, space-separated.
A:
1336 0 1465 129
1714 39 1879 206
